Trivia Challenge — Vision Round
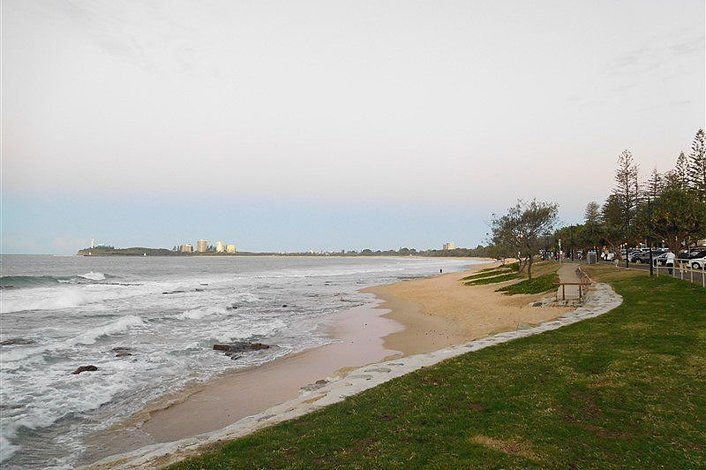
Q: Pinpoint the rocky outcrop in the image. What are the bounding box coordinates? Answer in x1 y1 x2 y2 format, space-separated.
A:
112 347 134 357
0 337 35 346
72 365 98 374
213 342 271 359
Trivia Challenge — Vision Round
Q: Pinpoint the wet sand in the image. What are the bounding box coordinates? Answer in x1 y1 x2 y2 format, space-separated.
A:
84 260 571 464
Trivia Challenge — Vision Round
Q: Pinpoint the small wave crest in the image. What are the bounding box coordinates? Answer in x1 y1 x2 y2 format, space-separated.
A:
176 306 227 320
0 289 92 314
1 272 115 290
0 276 63 289
232 292 260 302
78 271 106 281
2 315 144 363
72 315 143 346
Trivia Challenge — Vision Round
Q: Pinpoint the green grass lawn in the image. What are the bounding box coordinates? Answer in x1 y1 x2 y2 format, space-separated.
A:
172 273 706 470
464 272 521 285
461 269 512 281
497 273 559 295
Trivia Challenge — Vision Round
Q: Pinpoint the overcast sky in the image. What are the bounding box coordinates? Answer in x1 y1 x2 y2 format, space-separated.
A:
2 0 704 254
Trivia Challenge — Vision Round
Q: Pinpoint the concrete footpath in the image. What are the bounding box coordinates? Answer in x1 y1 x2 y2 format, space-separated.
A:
557 262 584 301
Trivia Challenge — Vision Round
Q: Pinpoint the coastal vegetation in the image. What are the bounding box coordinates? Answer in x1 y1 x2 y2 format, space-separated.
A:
496 273 559 295
549 128 706 259
171 268 706 469
463 271 520 286
489 200 559 279
462 261 558 296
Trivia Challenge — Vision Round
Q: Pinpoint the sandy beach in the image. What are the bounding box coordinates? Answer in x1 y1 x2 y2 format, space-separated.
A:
84 260 572 465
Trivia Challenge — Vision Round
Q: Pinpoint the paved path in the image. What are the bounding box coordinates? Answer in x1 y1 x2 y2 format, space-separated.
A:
557 262 584 301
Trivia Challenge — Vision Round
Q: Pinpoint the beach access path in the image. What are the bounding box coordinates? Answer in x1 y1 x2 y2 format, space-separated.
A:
556 262 584 300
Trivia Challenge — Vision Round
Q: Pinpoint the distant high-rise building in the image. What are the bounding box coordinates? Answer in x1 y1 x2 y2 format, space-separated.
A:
197 240 208 253
215 241 225 253
180 244 193 253
443 242 456 251
226 244 237 253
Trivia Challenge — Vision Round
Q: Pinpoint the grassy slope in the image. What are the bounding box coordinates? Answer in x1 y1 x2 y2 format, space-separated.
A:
497 273 559 295
172 269 706 470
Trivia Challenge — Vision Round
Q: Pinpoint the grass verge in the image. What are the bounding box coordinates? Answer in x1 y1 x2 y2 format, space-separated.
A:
464 272 521 285
172 273 705 470
496 273 559 295
461 269 512 281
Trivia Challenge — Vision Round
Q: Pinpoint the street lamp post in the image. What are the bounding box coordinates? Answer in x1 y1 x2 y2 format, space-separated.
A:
558 239 562 263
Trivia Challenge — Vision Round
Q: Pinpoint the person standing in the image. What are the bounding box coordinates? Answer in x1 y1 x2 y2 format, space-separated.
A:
666 251 676 275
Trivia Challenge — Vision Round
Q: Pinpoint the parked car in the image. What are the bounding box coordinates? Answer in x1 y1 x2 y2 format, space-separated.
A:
631 252 655 264
688 254 706 270
652 253 669 266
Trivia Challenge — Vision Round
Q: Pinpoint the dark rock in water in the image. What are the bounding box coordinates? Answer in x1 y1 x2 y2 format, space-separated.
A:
213 342 271 354
163 290 186 295
0 338 36 346
72 365 98 375
112 347 134 357
281 304 288 308
226 304 239 310
0 285 16 290
227 354 242 360
315 379 328 385
195 288 205 292
112 346 134 357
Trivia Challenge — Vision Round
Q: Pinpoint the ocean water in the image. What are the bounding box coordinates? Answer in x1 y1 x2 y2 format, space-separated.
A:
0 255 476 468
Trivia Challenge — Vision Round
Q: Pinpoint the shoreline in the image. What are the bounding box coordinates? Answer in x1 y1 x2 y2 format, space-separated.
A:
86 280 624 470
85 259 571 467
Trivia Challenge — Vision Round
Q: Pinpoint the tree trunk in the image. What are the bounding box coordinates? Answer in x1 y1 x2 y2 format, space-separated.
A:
527 255 533 280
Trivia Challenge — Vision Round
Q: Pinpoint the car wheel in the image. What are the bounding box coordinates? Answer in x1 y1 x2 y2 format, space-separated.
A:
693 262 701 270
635 259 641 264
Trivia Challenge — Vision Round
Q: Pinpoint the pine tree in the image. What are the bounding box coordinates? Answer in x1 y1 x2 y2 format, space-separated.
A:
613 149 640 230
644 167 662 200
687 128 706 201
675 151 689 190
584 201 600 224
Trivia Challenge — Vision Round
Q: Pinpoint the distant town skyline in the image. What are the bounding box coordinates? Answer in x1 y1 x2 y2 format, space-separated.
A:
2 0 704 254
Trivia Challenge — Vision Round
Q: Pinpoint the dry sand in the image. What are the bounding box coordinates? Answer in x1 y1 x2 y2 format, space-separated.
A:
370 265 573 355
84 260 571 464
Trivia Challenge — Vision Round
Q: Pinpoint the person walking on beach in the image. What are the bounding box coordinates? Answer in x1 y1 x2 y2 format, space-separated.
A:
666 251 676 275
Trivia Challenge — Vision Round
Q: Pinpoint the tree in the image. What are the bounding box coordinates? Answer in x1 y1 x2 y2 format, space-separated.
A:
600 194 628 258
644 167 663 200
674 151 689 190
584 201 600 225
490 200 558 279
688 128 706 201
581 201 602 251
613 150 640 231
636 187 706 253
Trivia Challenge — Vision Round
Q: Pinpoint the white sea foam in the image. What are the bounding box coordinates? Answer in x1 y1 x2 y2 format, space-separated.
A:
0 436 19 464
231 292 260 302
177 306 227 320
0 289 91 314
71 315 144 346
2 315 144 363
78 271 106 281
